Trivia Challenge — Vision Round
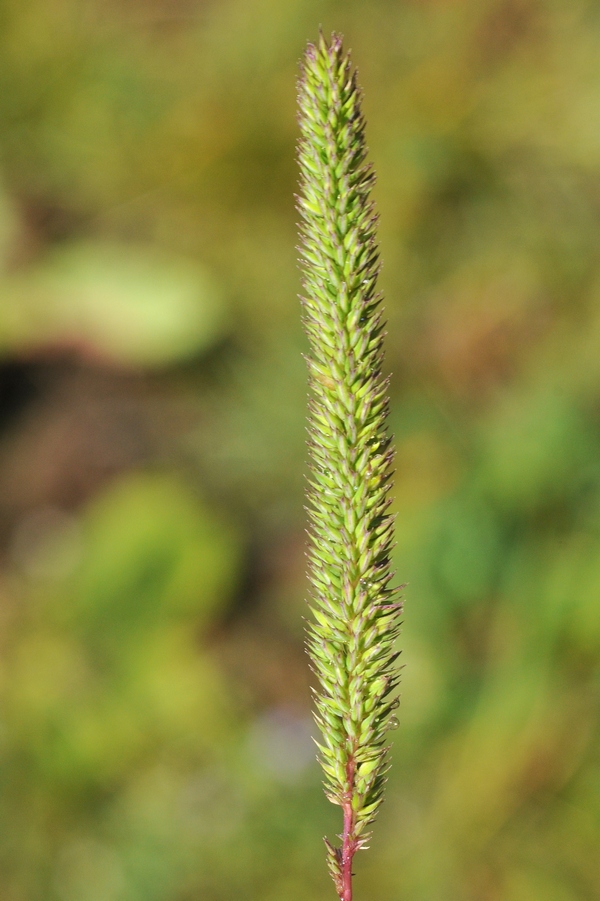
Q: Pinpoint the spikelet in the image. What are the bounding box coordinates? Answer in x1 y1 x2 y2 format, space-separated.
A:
297 32 403 901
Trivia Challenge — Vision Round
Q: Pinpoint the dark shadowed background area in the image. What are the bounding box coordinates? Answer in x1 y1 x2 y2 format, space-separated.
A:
1 1 600 899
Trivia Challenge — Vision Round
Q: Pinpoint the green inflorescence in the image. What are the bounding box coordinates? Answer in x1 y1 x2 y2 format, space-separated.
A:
297 31 403 901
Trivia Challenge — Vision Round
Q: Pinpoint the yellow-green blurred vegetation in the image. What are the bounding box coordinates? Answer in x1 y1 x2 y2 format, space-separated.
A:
0 0 600 898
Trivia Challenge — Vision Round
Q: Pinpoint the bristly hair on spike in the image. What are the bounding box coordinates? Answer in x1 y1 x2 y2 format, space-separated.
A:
297 31 403 901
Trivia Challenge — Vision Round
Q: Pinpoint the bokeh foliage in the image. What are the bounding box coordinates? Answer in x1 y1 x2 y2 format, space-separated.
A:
1 1 600 899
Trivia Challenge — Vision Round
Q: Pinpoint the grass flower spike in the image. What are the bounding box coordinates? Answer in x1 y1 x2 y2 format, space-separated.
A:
297 32 402 901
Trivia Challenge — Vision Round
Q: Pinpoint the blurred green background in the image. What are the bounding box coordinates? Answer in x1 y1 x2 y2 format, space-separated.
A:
1 0 600 898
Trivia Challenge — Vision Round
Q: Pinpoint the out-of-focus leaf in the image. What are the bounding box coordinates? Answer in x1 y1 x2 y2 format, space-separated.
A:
60 470 240 641
480 389 596 512
3 471 242 792
0 242 226 366
434 494 503 605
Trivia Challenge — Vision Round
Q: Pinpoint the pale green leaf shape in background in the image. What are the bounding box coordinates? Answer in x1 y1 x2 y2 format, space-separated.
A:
0 241 226 366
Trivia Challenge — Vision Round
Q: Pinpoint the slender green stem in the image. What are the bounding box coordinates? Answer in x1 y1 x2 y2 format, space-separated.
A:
297 32 402 900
